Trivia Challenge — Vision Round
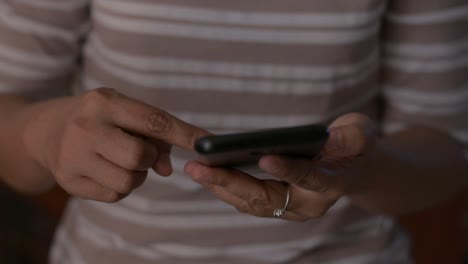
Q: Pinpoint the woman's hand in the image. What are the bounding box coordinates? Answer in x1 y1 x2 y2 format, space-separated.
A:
23 88 208 202
185 113 376 221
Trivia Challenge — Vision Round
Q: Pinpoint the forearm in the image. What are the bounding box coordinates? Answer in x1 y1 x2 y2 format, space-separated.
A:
348 126 467 216
0 94 55 194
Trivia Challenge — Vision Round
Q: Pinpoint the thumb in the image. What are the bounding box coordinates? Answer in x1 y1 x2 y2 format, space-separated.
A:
322 113 375 160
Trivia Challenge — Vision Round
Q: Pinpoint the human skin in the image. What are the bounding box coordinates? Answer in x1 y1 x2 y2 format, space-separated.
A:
0 91 465 216
0 88 209 202
185 113 467 219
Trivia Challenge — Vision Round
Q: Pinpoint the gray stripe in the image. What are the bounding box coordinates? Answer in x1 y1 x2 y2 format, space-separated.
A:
96 0 385 28
387 3 468 25
385 54 468 73
94 8 380 45
74 200 395 263
385 106 468 130
384 37 468 58
124 0 384 13
84 53 378 95
91 25 376 65
11 0 88 11
0 2 79 42
88 34 379 81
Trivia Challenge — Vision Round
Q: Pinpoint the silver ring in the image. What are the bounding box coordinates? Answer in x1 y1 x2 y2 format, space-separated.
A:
273 183 291 218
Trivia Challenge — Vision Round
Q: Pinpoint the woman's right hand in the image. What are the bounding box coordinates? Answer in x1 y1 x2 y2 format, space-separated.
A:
23 88 208 202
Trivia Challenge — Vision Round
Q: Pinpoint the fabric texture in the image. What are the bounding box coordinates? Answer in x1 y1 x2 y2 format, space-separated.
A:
0 0 466 263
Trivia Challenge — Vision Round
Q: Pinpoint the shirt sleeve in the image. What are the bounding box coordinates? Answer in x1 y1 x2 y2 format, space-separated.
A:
0 0 90 100
381 0 468 158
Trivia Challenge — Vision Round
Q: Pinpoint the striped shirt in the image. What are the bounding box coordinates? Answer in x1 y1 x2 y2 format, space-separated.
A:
1 0 467 263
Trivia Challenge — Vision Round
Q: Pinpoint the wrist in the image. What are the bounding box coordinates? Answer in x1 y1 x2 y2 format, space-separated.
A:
21 97 75 171
0 97 55 193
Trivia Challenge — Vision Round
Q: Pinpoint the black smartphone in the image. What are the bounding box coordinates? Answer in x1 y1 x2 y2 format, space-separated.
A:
195 124 329 167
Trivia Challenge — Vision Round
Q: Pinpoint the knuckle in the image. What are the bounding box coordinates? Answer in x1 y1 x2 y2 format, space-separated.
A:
86 87 117 101
216 174 232 188
236 197 270 217
53 171 70 189
81 88 116 111
53 167 69 182
118 173 136 194
236 200 253 214
144 110 172 135
69 116 94 136
127 142 148 169
248 191 270 209
103 191 121 203
64 119 98 151
294 168 314 188
301 166 323 191
133 171 148 189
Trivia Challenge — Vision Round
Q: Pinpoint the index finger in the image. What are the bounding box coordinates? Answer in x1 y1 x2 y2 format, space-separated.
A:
108 92 210 150
185 161 296 218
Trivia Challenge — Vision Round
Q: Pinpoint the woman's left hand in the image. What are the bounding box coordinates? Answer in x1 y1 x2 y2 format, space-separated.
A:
184 113 377 221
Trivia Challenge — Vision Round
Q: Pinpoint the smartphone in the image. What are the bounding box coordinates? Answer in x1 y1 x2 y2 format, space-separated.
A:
195 124 328 167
